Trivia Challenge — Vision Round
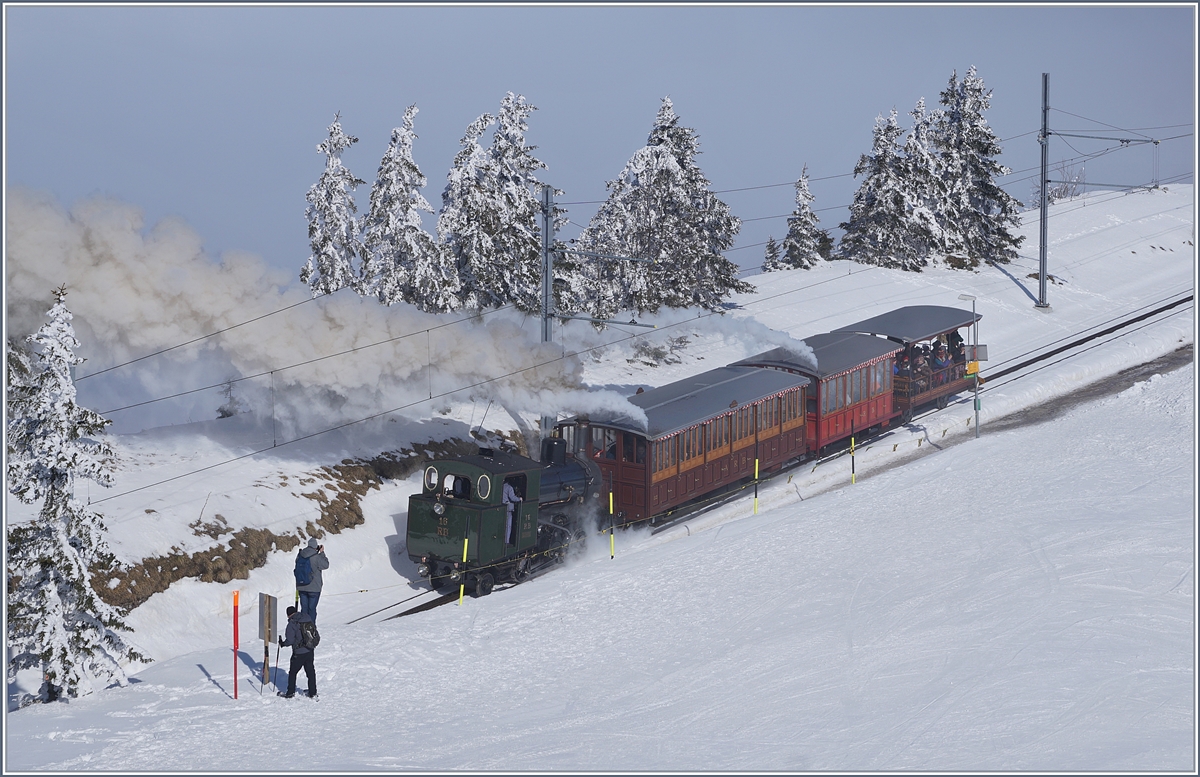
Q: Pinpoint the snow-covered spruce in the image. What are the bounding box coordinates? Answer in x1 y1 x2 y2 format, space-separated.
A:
839 109 928 271
5 287 144 705
360 105 459 313
438 111 499 311
838 67 1023 271
761 235 785 272
437 93 555 314
899 98 946 264
931 66 1024 267
300 114 366 297
779 166 825 270
570 97 751 322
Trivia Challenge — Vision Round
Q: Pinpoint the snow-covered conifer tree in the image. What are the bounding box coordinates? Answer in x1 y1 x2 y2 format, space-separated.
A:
6 287 143 704
900 98 948 263
931 67 1024 266
761 236 786 272
839 110 927 271
436 94 557 314
438 113 500 310
779 167 825 270
300 114 366 296
574 97 749 319
487 92 550 314
360 105 459 312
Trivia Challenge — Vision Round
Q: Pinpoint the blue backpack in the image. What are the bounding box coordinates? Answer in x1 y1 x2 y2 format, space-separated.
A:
294 553 313 587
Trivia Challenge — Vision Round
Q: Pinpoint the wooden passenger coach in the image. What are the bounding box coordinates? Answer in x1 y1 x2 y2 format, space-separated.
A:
834 305 980 422
556 366 809 526
736 332 902 455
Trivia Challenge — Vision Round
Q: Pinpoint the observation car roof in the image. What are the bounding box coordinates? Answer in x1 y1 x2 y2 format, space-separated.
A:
569 365 809 439
735 332 901 380
832 305 980 344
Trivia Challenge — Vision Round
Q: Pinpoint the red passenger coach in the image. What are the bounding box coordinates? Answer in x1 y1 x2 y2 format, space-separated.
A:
833 305 980 422
736 332 902 456
556 366 810 527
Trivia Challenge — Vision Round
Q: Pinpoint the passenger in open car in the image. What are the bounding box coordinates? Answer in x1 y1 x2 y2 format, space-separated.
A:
932 342 951 386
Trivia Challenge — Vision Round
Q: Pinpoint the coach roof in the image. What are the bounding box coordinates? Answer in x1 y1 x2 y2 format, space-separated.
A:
572 365 809 439
735 332 900 379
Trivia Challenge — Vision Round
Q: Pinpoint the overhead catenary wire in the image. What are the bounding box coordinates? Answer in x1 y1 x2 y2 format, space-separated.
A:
87 178 1194 510
77 123 1190 417
92 178 1193 425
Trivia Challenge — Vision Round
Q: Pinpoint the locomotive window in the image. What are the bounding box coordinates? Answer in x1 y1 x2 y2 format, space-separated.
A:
477 475 492 500
443 474 471 500
424 466 438 491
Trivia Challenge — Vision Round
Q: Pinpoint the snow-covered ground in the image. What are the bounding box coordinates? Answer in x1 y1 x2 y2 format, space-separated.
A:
4 185 1196 771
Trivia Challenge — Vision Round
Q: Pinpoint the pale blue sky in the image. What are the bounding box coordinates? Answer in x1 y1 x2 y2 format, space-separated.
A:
5 3 1195 276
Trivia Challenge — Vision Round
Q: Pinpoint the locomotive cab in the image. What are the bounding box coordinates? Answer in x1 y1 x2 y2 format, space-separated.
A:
406 444 597 596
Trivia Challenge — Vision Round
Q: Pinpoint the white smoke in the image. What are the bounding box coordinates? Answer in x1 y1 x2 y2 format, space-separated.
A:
552 304 818 374
5 187 646 438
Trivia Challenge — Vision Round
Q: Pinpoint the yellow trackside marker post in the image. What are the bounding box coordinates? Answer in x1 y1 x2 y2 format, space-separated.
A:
458 537 468 606
610 527 615 560
851 433 856 484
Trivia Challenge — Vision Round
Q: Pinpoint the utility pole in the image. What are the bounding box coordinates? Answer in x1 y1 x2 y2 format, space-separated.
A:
535 184 655 453
1037 72 1051 310
539 184 556 442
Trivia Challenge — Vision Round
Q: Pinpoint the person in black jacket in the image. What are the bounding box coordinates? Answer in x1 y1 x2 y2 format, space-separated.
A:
277 605 317 699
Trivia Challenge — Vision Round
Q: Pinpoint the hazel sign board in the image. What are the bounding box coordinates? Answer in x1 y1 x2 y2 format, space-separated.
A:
258 593 278 644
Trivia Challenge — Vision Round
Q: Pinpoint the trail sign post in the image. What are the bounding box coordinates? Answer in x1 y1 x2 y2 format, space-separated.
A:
258 593 278 692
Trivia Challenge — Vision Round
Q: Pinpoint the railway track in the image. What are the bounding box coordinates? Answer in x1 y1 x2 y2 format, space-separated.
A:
354 555 569 623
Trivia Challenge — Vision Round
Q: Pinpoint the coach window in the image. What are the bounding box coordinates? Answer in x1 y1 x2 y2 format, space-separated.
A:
593 427 617 460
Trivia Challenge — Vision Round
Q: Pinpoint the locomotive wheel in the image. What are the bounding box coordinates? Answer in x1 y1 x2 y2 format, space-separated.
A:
474 572 495 597
936 394 949 410
901 409 914 424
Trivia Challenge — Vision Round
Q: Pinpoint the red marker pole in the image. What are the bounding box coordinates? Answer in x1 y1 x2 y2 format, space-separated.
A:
232 590 239 700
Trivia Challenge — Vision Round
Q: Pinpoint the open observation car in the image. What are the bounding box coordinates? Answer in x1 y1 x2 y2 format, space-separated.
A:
833 305 981 422
556 365 810 527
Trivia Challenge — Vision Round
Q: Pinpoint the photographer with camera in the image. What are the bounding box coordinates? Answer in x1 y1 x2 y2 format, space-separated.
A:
294 537 329 623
